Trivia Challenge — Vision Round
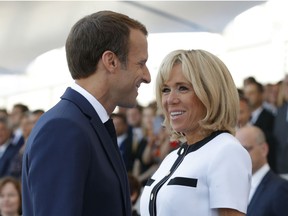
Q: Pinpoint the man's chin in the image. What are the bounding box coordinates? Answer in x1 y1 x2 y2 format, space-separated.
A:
118 100 137 108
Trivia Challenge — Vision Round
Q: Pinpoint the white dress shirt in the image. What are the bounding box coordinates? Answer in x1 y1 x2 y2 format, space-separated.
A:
117 133 128 148
70 82 109 123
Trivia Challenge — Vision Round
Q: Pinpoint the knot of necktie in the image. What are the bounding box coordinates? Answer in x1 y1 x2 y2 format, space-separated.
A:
104 119 117 146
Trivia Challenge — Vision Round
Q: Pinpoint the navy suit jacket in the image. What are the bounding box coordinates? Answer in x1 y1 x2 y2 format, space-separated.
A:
247 170 288 216
118 132 133 173
22 88 131 216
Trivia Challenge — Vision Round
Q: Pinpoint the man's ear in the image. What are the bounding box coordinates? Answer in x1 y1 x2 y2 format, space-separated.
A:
261 142 269 158
102 50 118 72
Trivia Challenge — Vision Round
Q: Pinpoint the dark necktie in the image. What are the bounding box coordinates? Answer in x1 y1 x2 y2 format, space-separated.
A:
104 119 118 147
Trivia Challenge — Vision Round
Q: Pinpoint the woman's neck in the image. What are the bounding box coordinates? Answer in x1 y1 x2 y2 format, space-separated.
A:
185 130 212 145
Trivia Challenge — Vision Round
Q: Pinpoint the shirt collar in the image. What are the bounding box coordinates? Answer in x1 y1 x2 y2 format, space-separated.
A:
251 163 270 189
70 82 109 123
117 133 128 147
250 106 263 124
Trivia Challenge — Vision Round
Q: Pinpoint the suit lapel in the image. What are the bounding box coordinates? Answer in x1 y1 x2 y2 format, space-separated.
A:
61 87 129 214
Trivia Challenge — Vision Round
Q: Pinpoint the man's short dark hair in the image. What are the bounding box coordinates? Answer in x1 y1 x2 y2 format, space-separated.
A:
66 10 148 79
13 103 29 113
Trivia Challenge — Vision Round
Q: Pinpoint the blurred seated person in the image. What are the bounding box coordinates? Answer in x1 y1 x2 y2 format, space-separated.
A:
0 109 8 119
237 94 251 129
0 117 23 178
236 126 288 216
244 80 277 171
10 103 29 146
0 176 22 216
111 113 133 172
8 110 44 179
263 83 279 115
142 125 180 171
132 103 165 185
126 104 144 172
128 173 141 216
30 109 44 125
126 104 144 144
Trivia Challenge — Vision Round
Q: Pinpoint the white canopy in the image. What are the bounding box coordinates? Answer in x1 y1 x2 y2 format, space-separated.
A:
0 1 263 75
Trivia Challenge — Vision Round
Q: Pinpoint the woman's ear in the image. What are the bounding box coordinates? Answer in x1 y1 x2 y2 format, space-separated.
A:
102 50 118 72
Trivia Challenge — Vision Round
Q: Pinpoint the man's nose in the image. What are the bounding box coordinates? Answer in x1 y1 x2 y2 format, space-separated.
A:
142 66 151 84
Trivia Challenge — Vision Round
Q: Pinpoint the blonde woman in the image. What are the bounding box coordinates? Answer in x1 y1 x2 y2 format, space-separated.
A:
140 49 252 216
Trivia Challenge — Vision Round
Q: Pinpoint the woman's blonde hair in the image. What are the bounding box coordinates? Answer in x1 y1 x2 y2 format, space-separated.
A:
156 49 239 140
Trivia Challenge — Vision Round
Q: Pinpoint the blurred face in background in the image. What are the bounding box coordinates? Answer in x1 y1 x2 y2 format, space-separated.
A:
0 122 11 146
0 182 21 216
142 107 156 132
20 115 33 140
10 107 23 129
126 107 142 127
237 99 251 128
265 84 279 105
30 112 43 125
244 83 263 110
112 116 128 137
236 127 268 174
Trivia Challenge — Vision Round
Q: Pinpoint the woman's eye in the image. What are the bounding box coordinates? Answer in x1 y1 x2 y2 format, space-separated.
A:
179 86 189 91
161 87 170 93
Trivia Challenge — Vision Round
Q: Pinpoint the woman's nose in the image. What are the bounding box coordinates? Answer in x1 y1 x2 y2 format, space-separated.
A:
167 90 179 104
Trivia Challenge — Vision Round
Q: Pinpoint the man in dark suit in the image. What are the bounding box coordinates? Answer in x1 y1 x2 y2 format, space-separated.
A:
22 11 151 216
111 112 133 172
10 103 29 146
244 80 277 171
236 126 288 216
0 117 24 177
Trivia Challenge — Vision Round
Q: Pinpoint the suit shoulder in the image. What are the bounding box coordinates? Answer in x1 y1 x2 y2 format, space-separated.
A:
264 171 288 193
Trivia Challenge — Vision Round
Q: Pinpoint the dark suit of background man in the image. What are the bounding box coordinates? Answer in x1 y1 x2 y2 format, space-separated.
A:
244 80 277 171
22 10 151 216
236 126 288 216
273 74 288 179
111 113 134 172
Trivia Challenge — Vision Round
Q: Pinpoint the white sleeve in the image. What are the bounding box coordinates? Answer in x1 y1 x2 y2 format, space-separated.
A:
207 141 252 213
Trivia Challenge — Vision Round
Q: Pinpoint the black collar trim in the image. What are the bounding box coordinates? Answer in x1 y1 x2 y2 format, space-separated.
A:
178 130 228 156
